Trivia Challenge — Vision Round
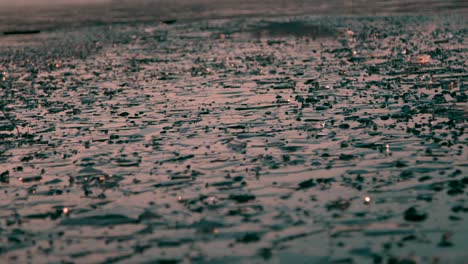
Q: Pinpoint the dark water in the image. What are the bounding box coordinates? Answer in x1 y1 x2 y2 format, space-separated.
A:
1 1 468 264
0 0 467 31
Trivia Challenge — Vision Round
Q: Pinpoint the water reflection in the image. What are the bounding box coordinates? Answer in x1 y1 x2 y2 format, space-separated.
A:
0 9 466 264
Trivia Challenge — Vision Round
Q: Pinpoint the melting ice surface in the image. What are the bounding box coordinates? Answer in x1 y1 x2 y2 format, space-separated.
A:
0 14 467 263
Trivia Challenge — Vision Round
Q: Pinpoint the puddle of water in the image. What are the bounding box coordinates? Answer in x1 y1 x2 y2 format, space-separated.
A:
0 13 467 264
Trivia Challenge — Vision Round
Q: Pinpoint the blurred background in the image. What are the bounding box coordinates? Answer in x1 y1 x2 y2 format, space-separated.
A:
0 0 466 32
